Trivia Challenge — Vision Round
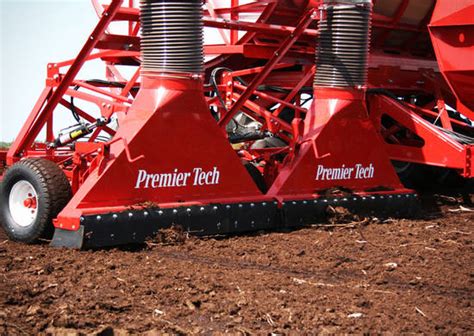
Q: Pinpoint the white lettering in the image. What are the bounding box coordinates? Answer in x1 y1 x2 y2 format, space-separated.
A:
135 170 147 189
212 166 220 184
315 164 374 181
193 167 204 186
135 167 220 189
316 165 325 180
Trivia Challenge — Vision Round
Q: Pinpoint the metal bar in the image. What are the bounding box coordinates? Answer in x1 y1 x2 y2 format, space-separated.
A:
72 81 131 103
54 50 134 68
405 103 472 130
203 18 319 38
274 66 315 116
128 0 134 34
120 67 140 98
96 34 140 51
230 0 239 44
218 8 316 128
230 63 293 77
204 1 273 16
7 87 52 163
65 89 129 117
105 1 272 20
233 83 307 113
436 98 453 131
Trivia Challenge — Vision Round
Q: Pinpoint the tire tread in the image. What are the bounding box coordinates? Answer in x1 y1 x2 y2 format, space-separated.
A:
0 158 71 242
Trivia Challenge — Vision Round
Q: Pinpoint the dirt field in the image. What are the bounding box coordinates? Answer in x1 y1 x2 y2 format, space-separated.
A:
0 189 473 335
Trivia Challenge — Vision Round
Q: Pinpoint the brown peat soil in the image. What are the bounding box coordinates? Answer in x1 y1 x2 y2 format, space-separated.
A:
0 189 473 335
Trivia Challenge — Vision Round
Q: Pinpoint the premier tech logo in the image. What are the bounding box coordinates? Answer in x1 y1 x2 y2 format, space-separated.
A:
316 163 375 181
135 167 220 189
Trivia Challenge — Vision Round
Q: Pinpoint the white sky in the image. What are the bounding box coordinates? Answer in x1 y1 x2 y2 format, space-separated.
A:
0 0 100 142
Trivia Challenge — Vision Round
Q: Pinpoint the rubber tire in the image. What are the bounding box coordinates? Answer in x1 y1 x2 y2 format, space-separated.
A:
0 158 72 243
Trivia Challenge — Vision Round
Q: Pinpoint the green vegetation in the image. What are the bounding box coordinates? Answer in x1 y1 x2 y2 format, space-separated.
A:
0 142 11 149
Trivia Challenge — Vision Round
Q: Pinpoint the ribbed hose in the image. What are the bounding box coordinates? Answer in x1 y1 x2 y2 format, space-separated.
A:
314 0 372 87
140 0 204 75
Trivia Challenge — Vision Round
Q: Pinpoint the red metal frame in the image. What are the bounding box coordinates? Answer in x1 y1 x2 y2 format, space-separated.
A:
2 0 473 240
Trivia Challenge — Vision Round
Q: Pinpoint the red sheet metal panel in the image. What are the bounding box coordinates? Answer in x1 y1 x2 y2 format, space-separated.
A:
429 1 474 117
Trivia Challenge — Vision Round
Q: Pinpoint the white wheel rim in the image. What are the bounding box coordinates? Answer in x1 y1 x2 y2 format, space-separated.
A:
9 180 39 227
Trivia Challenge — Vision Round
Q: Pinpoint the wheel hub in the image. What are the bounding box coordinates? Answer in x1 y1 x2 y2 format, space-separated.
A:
9 181 38 227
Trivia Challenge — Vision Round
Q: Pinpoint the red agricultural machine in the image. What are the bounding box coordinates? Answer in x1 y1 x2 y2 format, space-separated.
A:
0 0 472 248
